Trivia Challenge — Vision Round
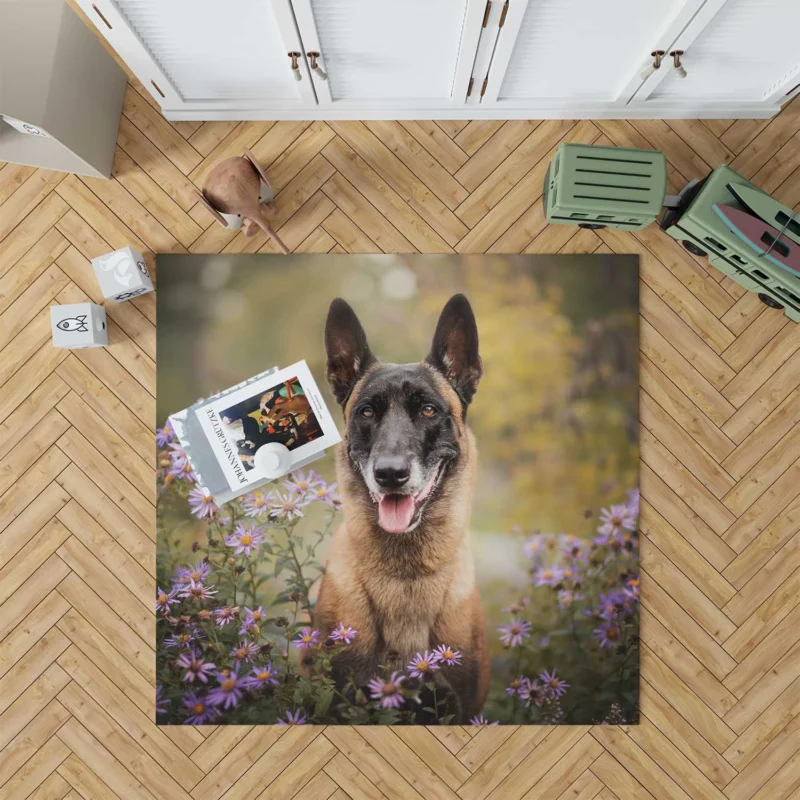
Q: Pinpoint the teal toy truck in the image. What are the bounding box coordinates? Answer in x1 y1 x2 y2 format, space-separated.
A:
544 142 800 322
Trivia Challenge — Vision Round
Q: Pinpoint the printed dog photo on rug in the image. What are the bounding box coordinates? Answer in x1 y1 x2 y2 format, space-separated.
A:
217 375 323 470
155 254 639 727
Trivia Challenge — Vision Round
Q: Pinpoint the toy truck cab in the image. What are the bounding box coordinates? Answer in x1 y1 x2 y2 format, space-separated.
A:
660 165 800 322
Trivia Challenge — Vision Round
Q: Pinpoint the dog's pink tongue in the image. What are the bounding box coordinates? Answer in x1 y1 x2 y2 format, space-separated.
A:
378 495 415 533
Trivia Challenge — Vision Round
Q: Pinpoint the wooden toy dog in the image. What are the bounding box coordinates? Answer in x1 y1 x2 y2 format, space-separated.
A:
197 149 289 254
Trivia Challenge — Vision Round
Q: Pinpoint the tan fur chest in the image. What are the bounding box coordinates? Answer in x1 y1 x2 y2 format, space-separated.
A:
369 573 449 657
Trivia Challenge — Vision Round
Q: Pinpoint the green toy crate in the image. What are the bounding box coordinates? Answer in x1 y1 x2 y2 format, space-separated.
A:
544 143 667 231
660 164 800 323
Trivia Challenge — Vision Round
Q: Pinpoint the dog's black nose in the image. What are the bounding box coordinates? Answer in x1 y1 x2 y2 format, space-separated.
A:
373 456 410 490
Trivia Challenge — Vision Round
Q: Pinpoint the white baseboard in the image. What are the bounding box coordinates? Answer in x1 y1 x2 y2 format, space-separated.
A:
162 103 779 122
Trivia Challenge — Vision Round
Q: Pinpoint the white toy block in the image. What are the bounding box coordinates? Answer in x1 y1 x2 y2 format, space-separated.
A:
91 246 154 302
51 303 108 349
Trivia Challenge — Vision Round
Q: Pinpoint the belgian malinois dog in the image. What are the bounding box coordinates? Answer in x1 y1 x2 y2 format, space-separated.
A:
310 293 489 722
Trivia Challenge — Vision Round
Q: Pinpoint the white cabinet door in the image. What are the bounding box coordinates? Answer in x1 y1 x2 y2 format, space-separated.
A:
632 0 800 109
76 0 316 113
290 0 486 109
479 0 706 111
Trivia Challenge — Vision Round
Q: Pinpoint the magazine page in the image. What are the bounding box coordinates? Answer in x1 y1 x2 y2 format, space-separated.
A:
195 360 341 492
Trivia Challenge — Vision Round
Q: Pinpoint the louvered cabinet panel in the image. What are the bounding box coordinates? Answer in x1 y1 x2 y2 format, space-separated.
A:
75 0 314 111
648 0 800 102
494 0 696 102
116 0 292 100
291 0 485 106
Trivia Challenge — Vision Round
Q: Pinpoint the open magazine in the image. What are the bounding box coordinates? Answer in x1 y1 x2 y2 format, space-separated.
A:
169 360 341 503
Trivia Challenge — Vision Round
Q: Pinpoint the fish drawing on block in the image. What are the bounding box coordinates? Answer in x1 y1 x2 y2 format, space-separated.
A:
713 204 800 277
56 315 89 333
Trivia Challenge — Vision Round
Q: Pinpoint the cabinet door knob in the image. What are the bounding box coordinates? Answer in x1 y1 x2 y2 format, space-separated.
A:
307 52 328 81
640 50 665 80
288 52 302 81
670 50 687 79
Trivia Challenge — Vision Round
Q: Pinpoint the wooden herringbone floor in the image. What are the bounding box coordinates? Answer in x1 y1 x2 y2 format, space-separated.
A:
2 71 800 799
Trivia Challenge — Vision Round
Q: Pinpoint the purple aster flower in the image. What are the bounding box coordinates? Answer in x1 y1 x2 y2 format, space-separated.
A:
164 628 202 649
309 482 342 509
367 672 406 709
594 621 623 649
539 669 570 698
506 677 525 696
532 565 564 587
167 443 196 483
188 488 219 520
498 616 532 648
268 490 309 521
241 490 272 518
594 590 633 620
557 589 582 608
178 581 218 602
593 528 621 548
329 622 357 644
183 691 219 725
519 677 546 707
167 459 196 483
407 650 440 678
239 606 265 635
174 560 213 587
155 685 169 715
243 661 281 688
560 563 580 584
469 714 499 725
595 592 619 620
155 586 179 614
278 709 307 725
624 575 640 601
214 606 239 626
502 597 530 614
283 469 323 497
293 627 320 649
230 640 260 663
432 644 462 666
598 503 637 536
224 522 266 557
156 424 174 447
523 533 549 563
176 648 216 683
208 668 245 710
168 441 189 467
559 535 589 563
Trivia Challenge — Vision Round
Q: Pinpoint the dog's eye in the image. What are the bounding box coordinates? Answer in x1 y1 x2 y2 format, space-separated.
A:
421 404 437 417
360 406 374 418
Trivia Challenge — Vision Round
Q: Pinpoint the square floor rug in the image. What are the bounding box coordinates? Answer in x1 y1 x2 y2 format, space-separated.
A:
155 253 639 726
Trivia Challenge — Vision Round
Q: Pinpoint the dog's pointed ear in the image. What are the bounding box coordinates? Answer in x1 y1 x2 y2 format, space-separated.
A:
425 294 482 406
325 298 376 406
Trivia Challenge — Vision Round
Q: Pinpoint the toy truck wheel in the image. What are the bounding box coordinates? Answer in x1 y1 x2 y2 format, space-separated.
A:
578 223 606 230
758 293 784 310
681 240 707 257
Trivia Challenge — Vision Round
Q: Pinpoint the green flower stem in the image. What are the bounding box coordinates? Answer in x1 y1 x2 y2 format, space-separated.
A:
284 527 313 617
246 557 258 607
